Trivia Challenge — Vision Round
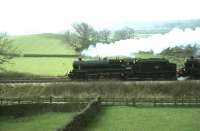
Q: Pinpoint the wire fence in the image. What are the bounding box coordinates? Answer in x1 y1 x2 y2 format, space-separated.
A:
1 97 200 106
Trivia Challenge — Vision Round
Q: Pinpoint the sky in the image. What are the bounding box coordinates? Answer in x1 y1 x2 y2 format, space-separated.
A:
0 0 200 35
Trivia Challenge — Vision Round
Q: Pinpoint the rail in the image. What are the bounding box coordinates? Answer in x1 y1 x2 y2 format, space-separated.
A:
0 77 69 83
1 97 200 106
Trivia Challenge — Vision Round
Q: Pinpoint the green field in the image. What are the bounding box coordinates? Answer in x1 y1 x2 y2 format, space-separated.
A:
0 33 79 76
0 112 75 131
85 107 200 131
2 57 75 76
11 34 76 55
0 33 185 76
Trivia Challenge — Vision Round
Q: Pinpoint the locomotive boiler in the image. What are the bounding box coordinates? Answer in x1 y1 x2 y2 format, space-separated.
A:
68 58 177 80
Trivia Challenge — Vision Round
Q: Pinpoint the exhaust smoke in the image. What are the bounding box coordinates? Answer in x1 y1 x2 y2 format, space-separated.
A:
82 28 200 57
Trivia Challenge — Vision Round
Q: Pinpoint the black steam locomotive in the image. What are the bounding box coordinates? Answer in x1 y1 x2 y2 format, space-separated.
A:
68 58 177 80
178 57 200 78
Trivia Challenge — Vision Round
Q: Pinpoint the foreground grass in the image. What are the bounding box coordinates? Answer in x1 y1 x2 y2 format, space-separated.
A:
0 112 75 131
2 57 76 76
85 107 200 131
11 34 76 55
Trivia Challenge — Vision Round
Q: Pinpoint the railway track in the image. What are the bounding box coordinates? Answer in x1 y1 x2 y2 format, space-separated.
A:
0 77 69 83
0 76 199 83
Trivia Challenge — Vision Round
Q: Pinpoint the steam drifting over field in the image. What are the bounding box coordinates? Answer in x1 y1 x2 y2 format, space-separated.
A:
82 28 200 57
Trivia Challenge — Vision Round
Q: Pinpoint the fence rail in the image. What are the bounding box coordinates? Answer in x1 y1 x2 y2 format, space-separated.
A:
0 97 200 106
0 97 94 105
100 97 200 106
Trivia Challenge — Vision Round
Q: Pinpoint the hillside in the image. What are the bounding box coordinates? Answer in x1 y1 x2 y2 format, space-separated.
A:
11 33 77 55
1 34 77 76
111 19 200 33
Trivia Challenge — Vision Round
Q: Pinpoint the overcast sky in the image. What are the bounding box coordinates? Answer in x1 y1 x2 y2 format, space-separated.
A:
0 0 200 35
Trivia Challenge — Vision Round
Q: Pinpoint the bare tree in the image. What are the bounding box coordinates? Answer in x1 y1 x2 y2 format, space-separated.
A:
113 27 135 41
0 33 13 65
72 22 96 51
97 29 111 43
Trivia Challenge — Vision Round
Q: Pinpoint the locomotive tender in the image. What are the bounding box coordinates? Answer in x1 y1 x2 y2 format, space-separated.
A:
68 58 177 80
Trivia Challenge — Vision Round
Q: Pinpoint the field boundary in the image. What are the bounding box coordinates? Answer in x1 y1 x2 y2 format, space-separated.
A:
0 97 94 105
101 97 200 107
57 97 101 131
1 97 200 107
5 53 80 58
0 103 86 116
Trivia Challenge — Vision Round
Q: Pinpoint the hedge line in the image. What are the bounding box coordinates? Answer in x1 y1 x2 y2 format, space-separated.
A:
57 97 101 131
0 103 86 117
5 53 80 58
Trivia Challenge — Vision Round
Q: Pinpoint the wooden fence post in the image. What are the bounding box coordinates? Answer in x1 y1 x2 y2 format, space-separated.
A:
0 98 2 104
97 97 101 104
126 98 128 106
50 96 52 103
196 97 198 105
18 98 21 104
181 98 184 106
132 98 136 106
153 98 157 107
174 99 177 106
37 97 40 103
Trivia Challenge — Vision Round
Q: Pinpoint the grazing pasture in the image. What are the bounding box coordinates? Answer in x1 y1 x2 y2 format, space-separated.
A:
11 34 76 55
85 106 200 131
0 112 75 131
2 57 75 76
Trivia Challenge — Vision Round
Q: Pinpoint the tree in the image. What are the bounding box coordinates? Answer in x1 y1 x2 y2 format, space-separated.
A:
72 22 96 51
160 44 200 57
97 29 111 43
113 27 134 41
64 22 97 52
0 33 13 65
64 30 81 52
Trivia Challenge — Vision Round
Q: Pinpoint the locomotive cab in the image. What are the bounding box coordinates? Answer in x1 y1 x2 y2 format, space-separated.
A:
184 56 200 78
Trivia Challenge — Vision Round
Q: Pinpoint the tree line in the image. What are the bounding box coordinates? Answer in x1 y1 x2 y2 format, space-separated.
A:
64 22 135 52
160 44 200 57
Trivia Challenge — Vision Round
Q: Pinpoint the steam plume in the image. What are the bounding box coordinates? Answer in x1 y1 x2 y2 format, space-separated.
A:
82 28 200 57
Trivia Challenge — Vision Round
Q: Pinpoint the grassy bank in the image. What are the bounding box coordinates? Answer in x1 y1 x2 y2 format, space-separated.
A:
11 34 76 55
0 112 75 131
85 106 200 131
2 57 76 76
0 80 199 98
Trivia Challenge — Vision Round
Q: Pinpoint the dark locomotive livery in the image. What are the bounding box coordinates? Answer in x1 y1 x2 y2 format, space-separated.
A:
178 56 200 78
68 58 177 80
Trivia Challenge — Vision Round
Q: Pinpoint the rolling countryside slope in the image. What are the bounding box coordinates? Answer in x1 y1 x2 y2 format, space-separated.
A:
2 34 77 76
11 33 76 55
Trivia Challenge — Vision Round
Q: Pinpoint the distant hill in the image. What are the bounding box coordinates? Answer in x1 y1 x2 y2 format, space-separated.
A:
11 33 77 55
108 19 200 32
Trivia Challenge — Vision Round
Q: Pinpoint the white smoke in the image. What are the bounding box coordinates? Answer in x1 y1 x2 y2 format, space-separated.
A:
196 50 200 56
82 28 200 57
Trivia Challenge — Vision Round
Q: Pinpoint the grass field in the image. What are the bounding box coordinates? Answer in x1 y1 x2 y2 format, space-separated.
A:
85 106 200 131
0 33 183 76
2 57 76 76
0 33 79 76
0 112 75 131
11 34 76 55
